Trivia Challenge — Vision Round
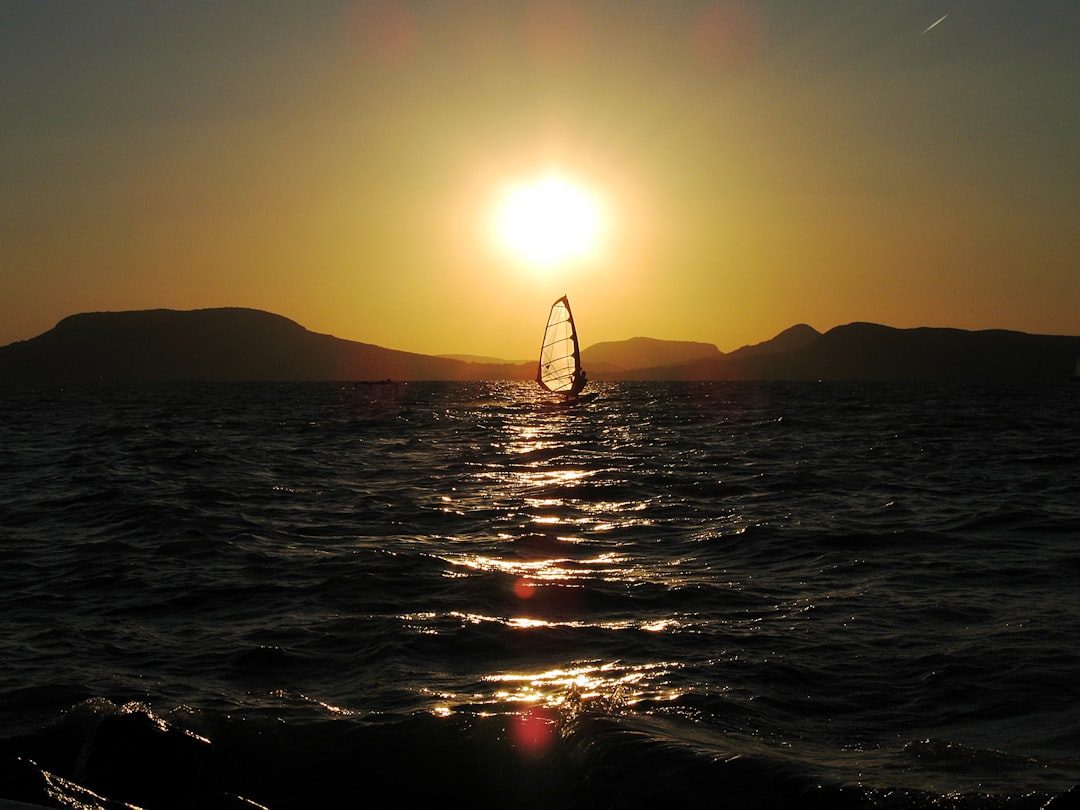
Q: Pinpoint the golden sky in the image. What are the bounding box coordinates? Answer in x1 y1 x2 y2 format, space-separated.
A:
2 1 1078 359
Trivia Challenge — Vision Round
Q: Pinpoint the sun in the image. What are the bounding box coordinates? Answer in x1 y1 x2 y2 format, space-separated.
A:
491 170 607 269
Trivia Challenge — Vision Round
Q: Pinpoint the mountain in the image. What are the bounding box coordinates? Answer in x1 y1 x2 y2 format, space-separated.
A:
581 336 721 372
727 324 822 360
2 308 1078 383
779 322 1080 381
576 327 824 374
611 322 1080 382
0 308 530 384
439 353 522 365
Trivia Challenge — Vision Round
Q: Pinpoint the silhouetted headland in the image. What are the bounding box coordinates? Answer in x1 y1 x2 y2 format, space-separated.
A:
0 308 529 384
619 322 1080 382
1 308 1077 383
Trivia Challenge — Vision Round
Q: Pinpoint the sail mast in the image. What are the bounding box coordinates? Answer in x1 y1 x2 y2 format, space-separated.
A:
563 295 581 377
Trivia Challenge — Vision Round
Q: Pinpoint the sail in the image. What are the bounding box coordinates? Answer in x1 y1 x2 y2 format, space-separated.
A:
536 296 581 394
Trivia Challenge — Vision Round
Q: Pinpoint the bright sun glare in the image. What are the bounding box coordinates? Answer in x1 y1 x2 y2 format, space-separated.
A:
491 171 607 269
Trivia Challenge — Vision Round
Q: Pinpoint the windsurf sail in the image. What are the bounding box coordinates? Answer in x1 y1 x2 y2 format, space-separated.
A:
536 295 582 395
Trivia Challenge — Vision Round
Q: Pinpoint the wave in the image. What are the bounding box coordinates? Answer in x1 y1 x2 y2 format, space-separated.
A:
2 698 1075 810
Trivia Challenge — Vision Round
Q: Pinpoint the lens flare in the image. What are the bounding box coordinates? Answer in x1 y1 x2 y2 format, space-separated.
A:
510 706 558 755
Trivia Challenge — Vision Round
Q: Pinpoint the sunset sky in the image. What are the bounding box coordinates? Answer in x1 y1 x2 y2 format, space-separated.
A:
2 1 1078 359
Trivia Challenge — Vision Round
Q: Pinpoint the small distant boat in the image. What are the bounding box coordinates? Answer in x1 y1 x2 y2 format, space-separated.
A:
1072 355 1080 381
536 295 591 402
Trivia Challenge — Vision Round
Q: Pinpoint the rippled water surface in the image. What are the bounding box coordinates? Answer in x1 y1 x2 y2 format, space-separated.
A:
1 381 1078 808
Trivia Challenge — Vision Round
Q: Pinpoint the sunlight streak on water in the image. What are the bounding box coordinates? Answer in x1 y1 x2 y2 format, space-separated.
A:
483 467 594 491
440 552 625 581
484 661 674 708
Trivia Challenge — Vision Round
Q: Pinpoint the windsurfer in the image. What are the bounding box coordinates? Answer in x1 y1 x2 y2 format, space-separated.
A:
570 370 587 397
537 296 591 402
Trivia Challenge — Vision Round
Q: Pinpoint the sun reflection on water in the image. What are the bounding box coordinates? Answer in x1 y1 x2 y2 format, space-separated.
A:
482 661 686 728
443 551 623 582
399 610 691 635
409 395 699 740
487 661 648 703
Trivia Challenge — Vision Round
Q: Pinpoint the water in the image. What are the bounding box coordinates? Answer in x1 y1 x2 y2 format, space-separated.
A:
1 381 1078 809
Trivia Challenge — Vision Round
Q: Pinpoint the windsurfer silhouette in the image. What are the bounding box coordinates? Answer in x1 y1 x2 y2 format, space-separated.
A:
570 370 587 397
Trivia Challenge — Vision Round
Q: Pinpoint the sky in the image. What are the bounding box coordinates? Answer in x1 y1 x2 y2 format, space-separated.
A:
2 1 1078 359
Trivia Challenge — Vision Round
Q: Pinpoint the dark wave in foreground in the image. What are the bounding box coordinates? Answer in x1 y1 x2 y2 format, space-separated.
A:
3 698 1077 810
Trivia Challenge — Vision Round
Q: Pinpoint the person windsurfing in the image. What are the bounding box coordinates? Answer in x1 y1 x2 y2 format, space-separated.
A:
570 369 587 397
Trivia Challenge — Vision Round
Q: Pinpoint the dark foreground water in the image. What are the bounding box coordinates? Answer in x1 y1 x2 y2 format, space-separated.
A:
1 381 1079 809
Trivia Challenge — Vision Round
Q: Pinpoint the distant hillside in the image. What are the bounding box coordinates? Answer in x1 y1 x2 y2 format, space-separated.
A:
611 322 1080 382
778 323 1080 381
2 309 1077 383
581 336 721 371
727 324 822 360
0 308 529 384
440 353 521 365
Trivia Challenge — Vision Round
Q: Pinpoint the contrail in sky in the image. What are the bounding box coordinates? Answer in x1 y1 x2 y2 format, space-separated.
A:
921 14 949 34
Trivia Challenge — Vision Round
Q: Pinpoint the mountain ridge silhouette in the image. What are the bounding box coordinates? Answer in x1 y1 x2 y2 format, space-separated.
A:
1 307 1077 383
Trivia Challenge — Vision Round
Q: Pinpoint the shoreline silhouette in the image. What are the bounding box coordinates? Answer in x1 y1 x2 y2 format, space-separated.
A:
1 307 1078 384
